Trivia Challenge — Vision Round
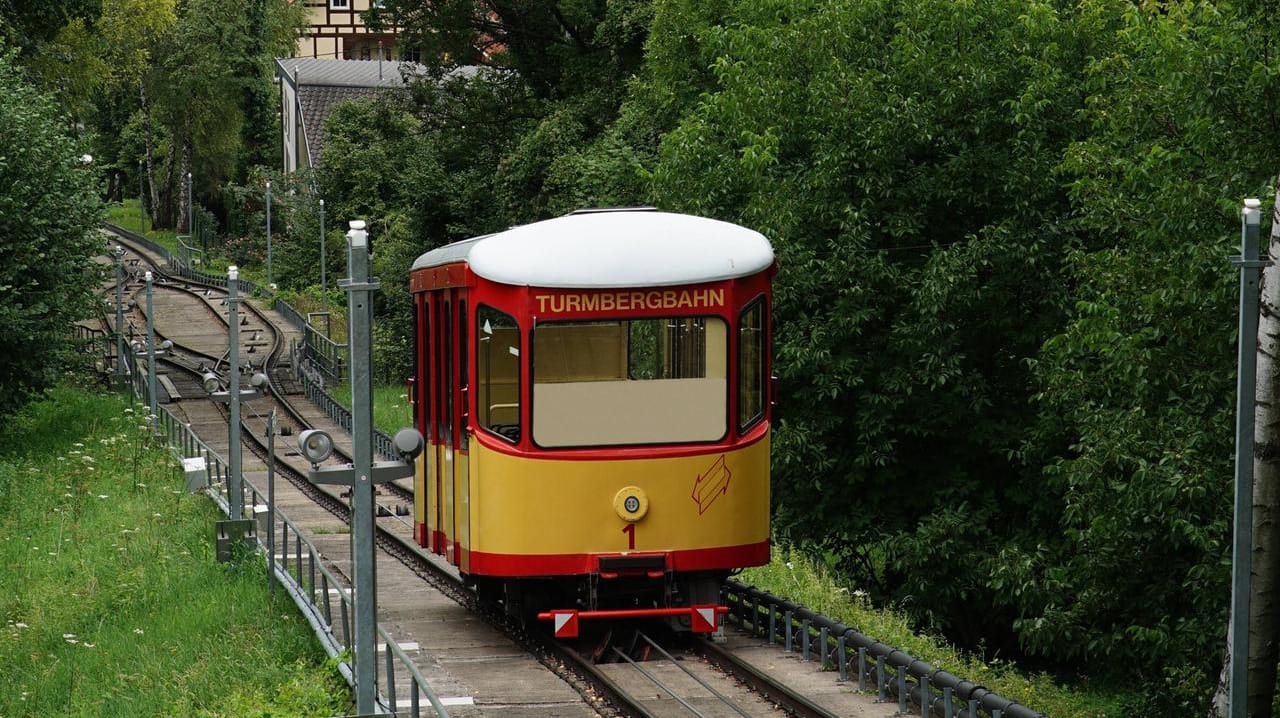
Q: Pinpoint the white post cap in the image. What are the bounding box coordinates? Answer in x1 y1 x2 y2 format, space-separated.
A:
347 220 368 248
1245 198 1262 225
228 265 238 281
144 270 152 281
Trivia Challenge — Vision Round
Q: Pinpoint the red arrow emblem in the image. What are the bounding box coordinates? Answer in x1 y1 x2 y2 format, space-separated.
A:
692 455 731 515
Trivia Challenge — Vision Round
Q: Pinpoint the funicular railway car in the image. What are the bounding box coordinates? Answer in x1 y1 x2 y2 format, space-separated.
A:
408 208 774 635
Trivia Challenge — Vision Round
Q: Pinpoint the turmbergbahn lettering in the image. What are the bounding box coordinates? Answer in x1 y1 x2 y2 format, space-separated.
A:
535 288 725 315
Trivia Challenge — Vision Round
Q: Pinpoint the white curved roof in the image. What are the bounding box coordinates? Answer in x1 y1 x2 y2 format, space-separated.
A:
411 210 773 288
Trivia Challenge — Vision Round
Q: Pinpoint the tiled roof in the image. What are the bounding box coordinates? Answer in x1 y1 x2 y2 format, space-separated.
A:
276 58 482 169
297 84 389 167
276 58 412 168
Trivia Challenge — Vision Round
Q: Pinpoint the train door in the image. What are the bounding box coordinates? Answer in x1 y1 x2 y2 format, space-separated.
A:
435 293 454 557
453 295 471 571
413 293 432 549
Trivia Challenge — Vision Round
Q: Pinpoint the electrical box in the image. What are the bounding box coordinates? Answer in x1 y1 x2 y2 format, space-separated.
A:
182 456 208 493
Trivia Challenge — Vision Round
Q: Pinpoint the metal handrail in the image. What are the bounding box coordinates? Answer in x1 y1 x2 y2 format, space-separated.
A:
720 581 1045 718
274 298 308 331
303 323 347 383
300 370 397 461
117 348 446 717
105 220 348 382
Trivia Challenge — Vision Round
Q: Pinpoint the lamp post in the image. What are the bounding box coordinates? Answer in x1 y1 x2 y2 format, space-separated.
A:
299 221 422 713
144 271 158 431
187 171 193 237
113 246 127 389
228 266 244 520
138 160 145 233
266 409 277 594
203 269 267 547
1230 198 1267 718
266 180 273 290
319 199 327 313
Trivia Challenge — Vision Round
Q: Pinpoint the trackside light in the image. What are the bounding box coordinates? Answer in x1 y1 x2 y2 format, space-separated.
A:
392 428 424 461
250 372 269 389
202 372 220 393
298 429 333 464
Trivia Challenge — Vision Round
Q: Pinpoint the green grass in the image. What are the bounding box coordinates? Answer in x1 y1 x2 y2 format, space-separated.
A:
106 199 181 257
740 547 1131 718
0 385 352 716
329 382 413 437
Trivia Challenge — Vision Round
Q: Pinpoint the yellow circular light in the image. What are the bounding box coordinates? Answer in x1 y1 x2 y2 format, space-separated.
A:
613 486 649 523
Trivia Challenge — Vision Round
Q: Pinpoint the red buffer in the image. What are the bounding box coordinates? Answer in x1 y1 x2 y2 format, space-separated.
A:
537 605 729 639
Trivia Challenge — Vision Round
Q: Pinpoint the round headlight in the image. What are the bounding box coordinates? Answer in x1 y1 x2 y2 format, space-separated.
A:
298 429 334 464
392 428 425 460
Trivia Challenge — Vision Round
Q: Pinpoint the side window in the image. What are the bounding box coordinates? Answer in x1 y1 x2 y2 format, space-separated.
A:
477 305 520 443
416 297 429 437
738 297 766 431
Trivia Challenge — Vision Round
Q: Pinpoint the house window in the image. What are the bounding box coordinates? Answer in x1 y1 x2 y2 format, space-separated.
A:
330 0 349 8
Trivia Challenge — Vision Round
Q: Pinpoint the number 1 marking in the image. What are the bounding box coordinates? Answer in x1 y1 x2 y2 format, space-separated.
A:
622 523 636 550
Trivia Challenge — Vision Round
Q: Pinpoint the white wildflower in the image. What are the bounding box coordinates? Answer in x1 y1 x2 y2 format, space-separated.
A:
15 622 28 629
97 494 108 499
63 633 76 639
82 642 95 648
133 628 144 635
65 638 78 644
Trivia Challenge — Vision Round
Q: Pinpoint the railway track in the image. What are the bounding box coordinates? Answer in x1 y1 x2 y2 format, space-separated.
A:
97 229 905 718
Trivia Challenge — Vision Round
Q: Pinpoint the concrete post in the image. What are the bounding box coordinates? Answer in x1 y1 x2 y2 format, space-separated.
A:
114 248 126 387
319 199 327 313
228 265 244 521
266 181 273 289
343 220 379 713
267 409 276 595
144 271 158 432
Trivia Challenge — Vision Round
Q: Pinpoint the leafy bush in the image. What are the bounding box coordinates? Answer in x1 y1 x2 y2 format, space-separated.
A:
0 48 103 418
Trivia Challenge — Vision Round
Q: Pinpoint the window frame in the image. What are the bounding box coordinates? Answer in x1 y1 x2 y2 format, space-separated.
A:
476 304 521 445
330 0 350 8
737 295 767 433
529 314 731 450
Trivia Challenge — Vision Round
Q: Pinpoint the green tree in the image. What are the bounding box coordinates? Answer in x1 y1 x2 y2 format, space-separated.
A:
1023 1 1280 712
0 50 103 416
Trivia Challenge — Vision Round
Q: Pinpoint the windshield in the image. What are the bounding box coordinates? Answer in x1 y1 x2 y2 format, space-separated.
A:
532 317 727 447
